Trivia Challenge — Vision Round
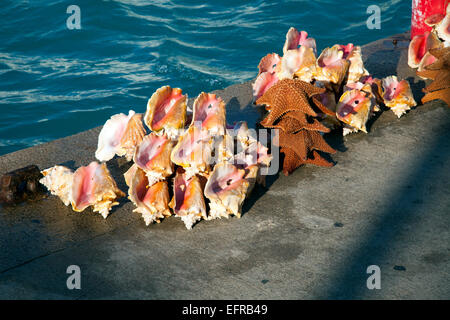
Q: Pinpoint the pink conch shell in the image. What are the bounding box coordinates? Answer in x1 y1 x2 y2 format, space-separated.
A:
71 162 125 218
417 51 438 74
39 165 74 206
336 88 374 135
408 32 442 68
315 45 350 84
95 110 146 162
124 164 171 225
277 46 317 82
191 92 226 135
381 76 417 118
338 43 354 59
144 86 187 139
232 121 272 187
283 28 317 54
204 162 249 219
235 141 272 188
133 133 174 185
169 169 207 229
171 126 213 177
346 45 369 83
258 53 281 75
252 71 279 101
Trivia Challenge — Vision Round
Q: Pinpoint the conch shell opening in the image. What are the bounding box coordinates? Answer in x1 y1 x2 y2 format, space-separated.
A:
125 164 171 225
71 162 125 218
315 45 350 84
144 86 187 140
133 133 174 186
40 162 124 219
336 88 374 135
191 92 226 135
382 76 417 118
171 126 213 178
169 169 207 230
204 162 249 219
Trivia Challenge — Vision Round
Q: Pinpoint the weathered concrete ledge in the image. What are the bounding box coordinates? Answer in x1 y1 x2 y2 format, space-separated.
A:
1 32 449 299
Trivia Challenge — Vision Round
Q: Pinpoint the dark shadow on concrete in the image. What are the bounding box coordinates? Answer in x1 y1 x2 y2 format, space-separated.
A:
318 122 450 299
406 75 428 107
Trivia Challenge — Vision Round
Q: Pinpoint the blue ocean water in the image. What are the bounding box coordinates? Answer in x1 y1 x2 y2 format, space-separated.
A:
0 0 411 155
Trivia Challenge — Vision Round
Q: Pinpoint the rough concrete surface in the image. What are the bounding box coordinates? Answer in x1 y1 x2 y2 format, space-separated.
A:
0 33 449 299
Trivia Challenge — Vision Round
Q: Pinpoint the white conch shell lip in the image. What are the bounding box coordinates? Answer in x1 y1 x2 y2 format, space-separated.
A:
95 110 146 162
39 165 74 206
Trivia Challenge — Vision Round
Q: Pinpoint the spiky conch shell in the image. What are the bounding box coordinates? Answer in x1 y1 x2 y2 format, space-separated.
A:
282 27 317 55
71 162 125 218
381 76 417 118
39 165 74 206
314 45 350 85
95 110 146 162
40 162 125 218
171 125 213 178
346 46 369 83
232 121 272 187
336 87 374 135
133 132 174 186
191 92 226 135
169 168 207 230
276 46 316 82
204 162 249 220
144 85 187 140
124 164 171 226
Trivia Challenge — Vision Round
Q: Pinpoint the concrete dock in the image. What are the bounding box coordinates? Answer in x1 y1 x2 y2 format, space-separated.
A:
0 32 449 299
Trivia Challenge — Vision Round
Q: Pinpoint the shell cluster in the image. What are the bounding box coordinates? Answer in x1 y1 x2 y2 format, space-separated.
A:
253 26 417 140
40 86 272 230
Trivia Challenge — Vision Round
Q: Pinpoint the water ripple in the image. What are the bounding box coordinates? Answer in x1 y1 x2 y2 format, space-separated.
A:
0 0 410 155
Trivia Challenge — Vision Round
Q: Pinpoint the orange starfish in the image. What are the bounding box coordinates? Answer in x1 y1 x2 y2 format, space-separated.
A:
264 112 330 134
417 47 450 107
257 79 336 175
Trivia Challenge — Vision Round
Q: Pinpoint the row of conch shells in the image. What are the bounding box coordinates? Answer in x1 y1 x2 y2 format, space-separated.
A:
253 26 417 137
39 162 125 218
40 83 273 229
408 3 449 71
83 84 273 229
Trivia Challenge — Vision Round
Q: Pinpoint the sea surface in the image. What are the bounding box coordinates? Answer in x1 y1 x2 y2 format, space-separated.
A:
0 0 411 155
